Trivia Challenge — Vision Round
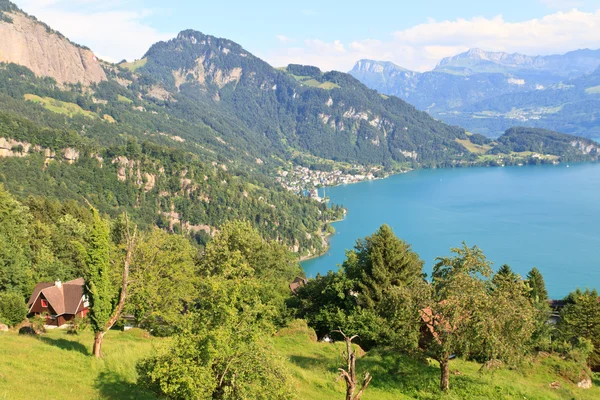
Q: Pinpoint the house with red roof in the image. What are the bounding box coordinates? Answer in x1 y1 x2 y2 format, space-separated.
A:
27 278 89 327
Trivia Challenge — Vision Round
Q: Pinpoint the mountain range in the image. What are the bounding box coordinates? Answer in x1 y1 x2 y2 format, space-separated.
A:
350 49 600 137
0 0 598 257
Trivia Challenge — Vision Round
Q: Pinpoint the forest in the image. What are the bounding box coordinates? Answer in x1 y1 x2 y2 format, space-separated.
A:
1 189 599 399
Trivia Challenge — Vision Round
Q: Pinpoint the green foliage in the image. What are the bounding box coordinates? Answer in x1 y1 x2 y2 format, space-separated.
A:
0 291 27 327
85 210 116 334
291 225 425 350
137 278 295 400
0 184 32 295
127 228 198 335
344 224 424 308
491 127 600 162
67 315 89 335
558 288 600 366
526 267 549 303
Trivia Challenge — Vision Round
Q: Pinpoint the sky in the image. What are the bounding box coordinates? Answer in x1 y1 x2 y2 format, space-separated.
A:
12 0 600 72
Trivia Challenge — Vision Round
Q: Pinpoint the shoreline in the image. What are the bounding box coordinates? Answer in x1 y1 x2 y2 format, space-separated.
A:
298 215 346 263
298 159 599 271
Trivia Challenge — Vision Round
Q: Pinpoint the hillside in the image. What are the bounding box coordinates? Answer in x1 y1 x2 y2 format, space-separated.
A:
0 1 106 85
0 0 597 259
456 127 600 166
136 30 470 168
441 67 600 137
350 49 600 137
1 324 599 400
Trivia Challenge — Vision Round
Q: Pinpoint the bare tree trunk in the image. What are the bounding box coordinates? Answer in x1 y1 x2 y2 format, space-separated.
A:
440 357 450 392
93 331 105 357
93 216 136 358
334 329 372 400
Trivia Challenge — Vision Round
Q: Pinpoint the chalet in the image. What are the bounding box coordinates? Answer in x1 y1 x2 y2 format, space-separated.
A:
27 278 89 327
289 277 308 294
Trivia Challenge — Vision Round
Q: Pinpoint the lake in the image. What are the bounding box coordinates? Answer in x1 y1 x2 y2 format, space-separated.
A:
301 162 600 298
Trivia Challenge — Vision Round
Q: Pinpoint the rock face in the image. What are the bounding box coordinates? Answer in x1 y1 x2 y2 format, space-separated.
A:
0 323 8 332
0 11 106 85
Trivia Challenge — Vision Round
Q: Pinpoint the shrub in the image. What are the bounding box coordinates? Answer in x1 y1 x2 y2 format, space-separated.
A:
67 315 89 335
0 292 28 327
30 313 47 333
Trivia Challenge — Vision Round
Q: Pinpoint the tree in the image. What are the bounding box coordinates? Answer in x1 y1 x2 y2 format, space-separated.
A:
526 267 548 303
137 277 294 400
292 225 425 350
85 210 136 357
0 291 28 327
559 289 600 366
493 264 518 285
334 329 372 400
424 244 536 391
127 228 198 334
343 225 424 309
0 185 33 296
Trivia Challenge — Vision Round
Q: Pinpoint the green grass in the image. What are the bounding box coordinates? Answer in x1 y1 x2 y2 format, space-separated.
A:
287 74 340 90
274 321 600 400
0 329 159 400
119 58 147 72
1 323 599 399
117 94 133 104
585 85 600 95
456 138 493 154
24 94 97 119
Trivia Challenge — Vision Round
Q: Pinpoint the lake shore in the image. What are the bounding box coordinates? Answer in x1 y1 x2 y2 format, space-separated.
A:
300 162 600 297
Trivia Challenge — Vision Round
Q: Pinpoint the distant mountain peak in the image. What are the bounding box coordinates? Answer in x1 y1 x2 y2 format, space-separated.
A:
351 59 411 74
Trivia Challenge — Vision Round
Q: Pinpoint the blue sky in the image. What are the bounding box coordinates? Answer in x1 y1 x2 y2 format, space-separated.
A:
13 0 600 71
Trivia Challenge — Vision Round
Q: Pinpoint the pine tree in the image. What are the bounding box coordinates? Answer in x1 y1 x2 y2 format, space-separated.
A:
526 267 548 303
343 224 424 309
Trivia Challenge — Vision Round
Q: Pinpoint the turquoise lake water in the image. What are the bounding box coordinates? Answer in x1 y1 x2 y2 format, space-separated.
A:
301 162 600 298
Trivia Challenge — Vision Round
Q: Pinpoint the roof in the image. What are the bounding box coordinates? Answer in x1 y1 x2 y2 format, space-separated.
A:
289 277 308 294
28 278 86 316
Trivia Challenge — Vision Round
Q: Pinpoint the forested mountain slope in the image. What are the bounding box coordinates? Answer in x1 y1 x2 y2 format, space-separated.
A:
0 0 598 258
136 30 470 168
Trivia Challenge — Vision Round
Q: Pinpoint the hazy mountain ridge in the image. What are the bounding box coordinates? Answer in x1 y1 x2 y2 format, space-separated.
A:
351 48 600 137
436 48 600 78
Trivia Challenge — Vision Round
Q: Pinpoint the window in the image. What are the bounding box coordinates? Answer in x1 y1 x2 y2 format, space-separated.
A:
41 299 48 308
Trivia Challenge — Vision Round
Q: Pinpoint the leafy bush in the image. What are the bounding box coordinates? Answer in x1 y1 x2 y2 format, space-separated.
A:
0 291 27 327
29 313 47 333
67 315 88 335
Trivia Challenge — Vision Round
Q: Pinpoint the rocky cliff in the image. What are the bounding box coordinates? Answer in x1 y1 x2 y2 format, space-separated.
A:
0 8 106 85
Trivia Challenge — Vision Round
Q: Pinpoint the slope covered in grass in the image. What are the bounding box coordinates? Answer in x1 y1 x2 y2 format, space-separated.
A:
1 322 599 399
0 329 159 400
273 321 600 400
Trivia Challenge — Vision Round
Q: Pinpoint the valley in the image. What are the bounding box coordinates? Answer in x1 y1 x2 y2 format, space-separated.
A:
1 1 600 399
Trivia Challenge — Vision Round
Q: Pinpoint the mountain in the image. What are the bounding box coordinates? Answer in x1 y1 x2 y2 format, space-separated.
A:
436 48 600 79
0 0 106 85
439 66 600 137
135 30 470 167
0 0 597 259
350 49 600 137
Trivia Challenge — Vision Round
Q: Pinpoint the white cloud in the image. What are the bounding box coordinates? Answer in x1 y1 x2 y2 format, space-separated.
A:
276 35 292 44
263 9 600 72
13 0 174 62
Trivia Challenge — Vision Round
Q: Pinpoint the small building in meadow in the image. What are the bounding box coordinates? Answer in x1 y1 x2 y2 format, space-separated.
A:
27 278 89 327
